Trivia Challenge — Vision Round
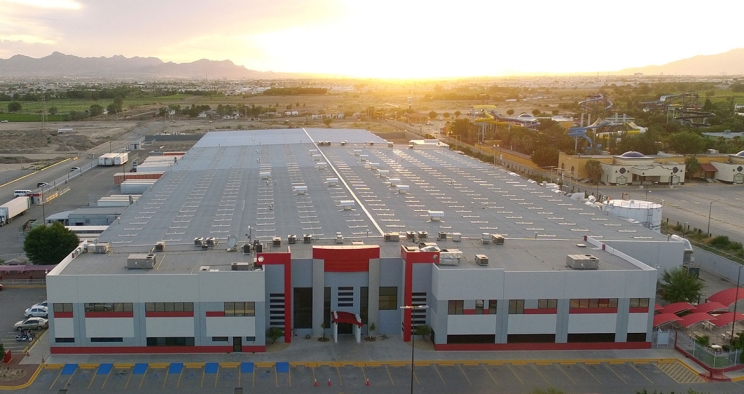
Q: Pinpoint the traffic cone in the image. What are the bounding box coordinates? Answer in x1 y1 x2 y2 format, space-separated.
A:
327 378 332 386
314 378 318 387
366 378 370 386
41 356 45 363
25 350 29 357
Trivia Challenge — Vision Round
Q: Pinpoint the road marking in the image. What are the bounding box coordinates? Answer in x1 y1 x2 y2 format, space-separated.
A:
604 363 626 384
162 370 170 388
361 366 367 386
483 365 497 385
385 365 394 386
138 368 147 389
336 365 343 386
433 365 446 384
580 363 601 383
48 368 62 390
100 369 112 389
458 364 471 385
200 369 205 388
288 365 292 387
214 366 219 389
531 364 550 384
654 361 705 384
630 364 654 384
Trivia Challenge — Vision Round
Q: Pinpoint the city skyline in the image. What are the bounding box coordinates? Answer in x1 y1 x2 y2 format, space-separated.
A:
1 0 743 79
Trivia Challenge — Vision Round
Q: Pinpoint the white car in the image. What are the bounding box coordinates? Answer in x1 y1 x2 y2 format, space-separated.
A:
31 300 48 308
14 317 48 331
24 306 48 318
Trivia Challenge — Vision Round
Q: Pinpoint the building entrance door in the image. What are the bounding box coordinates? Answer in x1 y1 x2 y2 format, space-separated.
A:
338 322 353 335
233 336 242 352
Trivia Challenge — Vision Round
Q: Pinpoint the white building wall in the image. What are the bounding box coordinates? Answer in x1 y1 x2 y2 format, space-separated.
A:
146 317 195 337
628 313 649 333
54 318 75 338
206 317 256 337
85 318 134 338
447 315 496 335
431 267 504 300
507 315 557 334
568 314 617 333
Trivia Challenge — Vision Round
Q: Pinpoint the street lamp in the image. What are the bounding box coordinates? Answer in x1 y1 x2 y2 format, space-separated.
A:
732 265 744 343
400 304 429 394
707 200 718 237
493 145 496 166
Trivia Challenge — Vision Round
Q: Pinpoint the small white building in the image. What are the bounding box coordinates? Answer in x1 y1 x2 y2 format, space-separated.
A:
600 151 685 186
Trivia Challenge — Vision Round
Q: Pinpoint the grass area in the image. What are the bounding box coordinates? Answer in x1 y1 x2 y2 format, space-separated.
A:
660 221 744 263
0 113 66 122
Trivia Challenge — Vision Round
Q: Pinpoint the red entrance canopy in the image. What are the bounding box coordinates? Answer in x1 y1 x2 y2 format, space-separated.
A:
332 311 362 327
653 313 682 327
654 304 663 312
659 302 694 315
708 288 744 307
678 312 716 327
693 301 728 314
712 312 744 327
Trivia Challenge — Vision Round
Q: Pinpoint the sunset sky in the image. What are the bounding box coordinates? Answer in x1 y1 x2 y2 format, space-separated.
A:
1 0 743 79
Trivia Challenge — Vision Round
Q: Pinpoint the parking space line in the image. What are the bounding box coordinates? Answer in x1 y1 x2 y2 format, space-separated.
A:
87 372 98 389
580 364 601 383
458 364 472 385
311 366 316 385
483 365 497 384
176 370 183 388
200 369 205 388
433 365 446 384
506 364 524 385
413 369 420 386
385 365 394 386
630 364 654 384
47 368 63 390
361 366 367 385
138 368 148 389
604 363 626 384
336 366 343 386
288 366 292 387
530 364 550 384
162 370 170 388
557 364 576 384
101 371 112 389
215 367 220 389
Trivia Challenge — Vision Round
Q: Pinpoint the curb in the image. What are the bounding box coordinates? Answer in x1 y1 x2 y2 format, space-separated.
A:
0 365 42 391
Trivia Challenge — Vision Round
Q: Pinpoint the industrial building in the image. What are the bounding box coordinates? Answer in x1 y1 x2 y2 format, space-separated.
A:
46 128 688 354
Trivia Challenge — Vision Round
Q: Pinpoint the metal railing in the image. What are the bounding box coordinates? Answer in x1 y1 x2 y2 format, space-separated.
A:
676 331 741 369
0 279 46 286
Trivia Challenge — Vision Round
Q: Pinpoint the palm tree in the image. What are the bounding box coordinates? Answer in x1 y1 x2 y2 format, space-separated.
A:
658 267 704 303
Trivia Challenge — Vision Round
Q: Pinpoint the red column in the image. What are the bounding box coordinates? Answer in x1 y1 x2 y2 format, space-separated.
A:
403 259 413 342
283 260 292 344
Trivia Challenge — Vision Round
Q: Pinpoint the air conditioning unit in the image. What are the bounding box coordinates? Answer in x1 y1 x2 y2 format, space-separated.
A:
340 200 355 211
260 171 271 179
303 234 313 244
294 186 308 195
439 249 462 266
95 243 109 254
242 244 251 254
566 254 599 270
335 232 344 244
491 234 504 245
384 232 400 242
474 254 489 266
481 233 491 244
231 262 251 271
452 232 462 242
206 237 218 247
288 235 297 244
417 231 428 240
126 253 155 269
272 237 282 247
438 231 447 241
155 241 165 252
326 178 339 187
194 237 204 247
429 211 444 222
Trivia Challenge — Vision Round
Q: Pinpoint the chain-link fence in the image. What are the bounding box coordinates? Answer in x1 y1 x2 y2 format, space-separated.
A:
676 331 741 368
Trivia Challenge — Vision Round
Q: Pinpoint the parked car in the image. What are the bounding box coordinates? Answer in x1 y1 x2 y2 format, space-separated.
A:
37 182 48 188
24 306 48 318
14 317 48 331
0 284 3 291
31 300 48 308
70 167 80 172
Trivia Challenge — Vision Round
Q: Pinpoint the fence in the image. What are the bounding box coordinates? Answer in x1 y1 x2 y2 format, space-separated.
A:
676 331 741 369
652 329 676 349
0 279 46 286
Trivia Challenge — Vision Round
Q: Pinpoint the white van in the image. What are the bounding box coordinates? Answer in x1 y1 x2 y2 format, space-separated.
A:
14 190 32 197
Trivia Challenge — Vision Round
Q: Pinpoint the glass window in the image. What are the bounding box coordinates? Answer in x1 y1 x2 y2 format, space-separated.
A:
538 299 556 309
475 300 484 314
488 300 498 314
448 300 464 315
588 299 599 308
379 287 398 310
53 303 73 313
212 337 228 342
509 300 524 314
224 302 255 316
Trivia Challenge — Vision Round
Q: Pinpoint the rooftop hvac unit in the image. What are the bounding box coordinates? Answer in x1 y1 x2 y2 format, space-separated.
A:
389 178 401 187
384 232 400 242
368 141 374 146
126 253 155 269
438 231 447 241
359 155 369 162
194 237 204 247
206 237 218 247
312 154 322 161
566 254 599 270
242 244 251 254
452 233 462 242
154 241 165 252
95 243 109 254
260 171 271 180
474 254 489 266
335 232 344 244
340 200 355 211
481 233 491 244
353 150 361 156
272 237 282 247
341 141 347 146
377 169 389 178
254 243 263 253
294 185 308 195
397 184 409 194
370 162 379 170
406 231 416 241
326 178 339 187
199 265 210 271
491 234 504 245
388 142 394 148
439 249 463 266
303 234 313 244
428 211 444 222
417 231 428 240
288 234 297 244
231 262 251 271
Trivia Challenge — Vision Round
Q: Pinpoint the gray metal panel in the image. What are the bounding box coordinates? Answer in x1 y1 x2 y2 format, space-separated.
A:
615 298 630 342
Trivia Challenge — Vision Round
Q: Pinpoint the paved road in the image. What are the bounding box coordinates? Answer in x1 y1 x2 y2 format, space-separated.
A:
0 287 47 358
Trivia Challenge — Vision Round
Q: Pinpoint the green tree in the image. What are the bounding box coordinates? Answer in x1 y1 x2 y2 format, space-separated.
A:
443 112 451 119
531 146 559 168
322 118 333 127
667 131 704 154
685 156 701 180
7 102 21 112
89 104 104 116
48 106 58 115
454 110 461 119
658 267 704 303
266 327 283 344
23 222 80 265
413 324 431 342
532 109 541 116
506 109 515 116
585 159 603 184
428 111 438 119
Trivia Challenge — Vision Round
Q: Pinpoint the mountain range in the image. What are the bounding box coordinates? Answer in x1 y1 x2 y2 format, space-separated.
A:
1 49 743 79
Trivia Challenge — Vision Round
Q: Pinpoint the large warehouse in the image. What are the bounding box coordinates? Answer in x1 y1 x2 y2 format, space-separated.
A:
46 128 687 354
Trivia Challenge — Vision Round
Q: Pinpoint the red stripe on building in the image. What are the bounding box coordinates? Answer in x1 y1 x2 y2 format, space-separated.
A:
145 311 195 318
400 246 439 264
313 245 380 261
434 342 651 351
84 312 134 318
50 345 266 354
255 251 292 344
323 260 368 272
205 311 225 317
54 312 73 318
629 307 649 313
463 309 476 315
569 308 618 314
524 308 558 315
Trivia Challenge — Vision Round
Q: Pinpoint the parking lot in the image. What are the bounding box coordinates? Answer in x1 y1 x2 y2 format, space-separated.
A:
25 359 715 394
0 287 47 358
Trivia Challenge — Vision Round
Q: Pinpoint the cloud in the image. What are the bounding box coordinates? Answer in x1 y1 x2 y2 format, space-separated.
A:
1 0 82 9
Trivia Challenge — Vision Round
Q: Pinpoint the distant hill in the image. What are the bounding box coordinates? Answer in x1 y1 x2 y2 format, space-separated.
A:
0 52 307 79
619 47 744 76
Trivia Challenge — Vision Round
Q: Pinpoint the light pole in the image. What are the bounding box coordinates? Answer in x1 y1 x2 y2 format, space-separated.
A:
400 304 428 394
732 265 744 343
707 200 717 237
493 145 496 166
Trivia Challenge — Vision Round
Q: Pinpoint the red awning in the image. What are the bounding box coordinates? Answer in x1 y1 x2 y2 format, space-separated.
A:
700 163 717 172
712 312 744 327
678 312 716 327
654 304 663 312
653 313 682 327
708 288 744 306
332 311 363 327
693 301 728 314
659 302 694 315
